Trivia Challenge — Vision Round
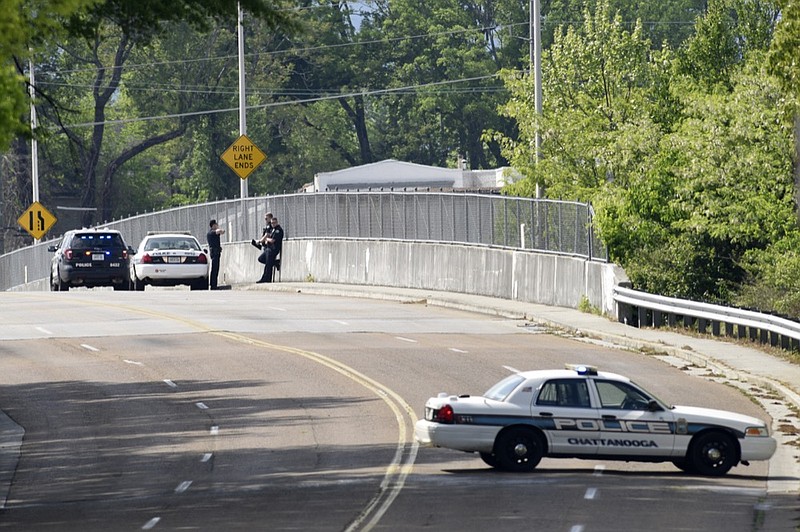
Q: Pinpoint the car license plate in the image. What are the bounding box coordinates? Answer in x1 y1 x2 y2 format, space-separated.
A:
167 257 181 264
92 253 104 261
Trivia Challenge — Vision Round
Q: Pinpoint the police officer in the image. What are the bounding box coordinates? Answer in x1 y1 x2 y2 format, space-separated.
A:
257 217 283 283
206 219 225 290
251 212 273 249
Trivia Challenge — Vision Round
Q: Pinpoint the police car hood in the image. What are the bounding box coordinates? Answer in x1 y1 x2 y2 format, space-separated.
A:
671 405 765 428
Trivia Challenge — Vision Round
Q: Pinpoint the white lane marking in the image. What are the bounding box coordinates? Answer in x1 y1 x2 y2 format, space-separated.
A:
584 487 598 500
80 344 99 352
268 306 286 312
163 379 177 388
394 336 417 343
201 453 213 463
593 465 605 476
195 402 208 410
570 526 585 532
35 327 52 335
448 348 468 353
124 359 143 366
175 481 192 493
142 517 161 530
333 320 349 325
210 426 219 435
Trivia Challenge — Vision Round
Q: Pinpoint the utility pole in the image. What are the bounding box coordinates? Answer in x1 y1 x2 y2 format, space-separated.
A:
29 58 39 205
530 0 542 197
237 2 248 199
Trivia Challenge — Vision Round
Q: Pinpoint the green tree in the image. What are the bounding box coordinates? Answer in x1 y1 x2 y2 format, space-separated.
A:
496 0 794 305
603 61 794 300
542 0 707 50
677 0 778 90
0 0 100 150
373 0 523 169
496 0 670 200
769 0 800 215
32 0 298 225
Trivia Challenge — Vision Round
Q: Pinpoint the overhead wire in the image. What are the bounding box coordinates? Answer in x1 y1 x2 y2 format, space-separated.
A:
53 74 505 129
39 4 698 129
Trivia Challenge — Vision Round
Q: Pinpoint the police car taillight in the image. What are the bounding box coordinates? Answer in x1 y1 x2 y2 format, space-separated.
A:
197 254 208 264
142 254 153 264
64 249 74 260
434 405 454 424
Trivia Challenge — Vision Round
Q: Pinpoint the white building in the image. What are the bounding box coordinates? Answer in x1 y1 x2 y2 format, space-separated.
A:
308 159 519 192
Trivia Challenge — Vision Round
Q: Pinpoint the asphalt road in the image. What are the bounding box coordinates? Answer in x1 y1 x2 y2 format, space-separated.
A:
0 290 790 531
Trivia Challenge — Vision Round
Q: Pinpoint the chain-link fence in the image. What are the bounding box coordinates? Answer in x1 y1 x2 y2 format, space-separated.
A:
1 191 607 290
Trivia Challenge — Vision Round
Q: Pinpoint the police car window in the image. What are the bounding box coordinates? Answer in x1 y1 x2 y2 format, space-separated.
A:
536 379 591 408
484 374 525 401
72 233 123 249
145 239 164 251
595 380 651 410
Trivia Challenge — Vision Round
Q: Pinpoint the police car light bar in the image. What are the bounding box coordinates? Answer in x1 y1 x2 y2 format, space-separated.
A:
565 364 598 375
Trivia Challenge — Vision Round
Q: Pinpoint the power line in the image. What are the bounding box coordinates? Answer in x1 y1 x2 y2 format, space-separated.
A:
45 7 699 77
50 21 528 76
52 74 503 130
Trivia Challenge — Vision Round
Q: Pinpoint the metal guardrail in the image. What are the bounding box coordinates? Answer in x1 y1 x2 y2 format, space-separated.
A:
614 286 800 352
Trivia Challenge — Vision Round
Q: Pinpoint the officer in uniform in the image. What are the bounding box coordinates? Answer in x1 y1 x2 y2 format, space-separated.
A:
206 219 225 289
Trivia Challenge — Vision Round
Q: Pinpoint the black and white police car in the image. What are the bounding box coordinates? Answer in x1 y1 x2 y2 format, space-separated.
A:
414 364 777 476
129 232 210 291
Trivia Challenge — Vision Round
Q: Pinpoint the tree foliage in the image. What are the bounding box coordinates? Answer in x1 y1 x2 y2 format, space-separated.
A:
497 0 796 305
496 0 670 200
0 0 99 150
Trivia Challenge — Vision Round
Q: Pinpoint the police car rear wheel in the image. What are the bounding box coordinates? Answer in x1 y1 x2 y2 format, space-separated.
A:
479 452 498 468
57 273 69 291
495 428 543 472
690 431 737 476
671 458 696 474
133 276 145 291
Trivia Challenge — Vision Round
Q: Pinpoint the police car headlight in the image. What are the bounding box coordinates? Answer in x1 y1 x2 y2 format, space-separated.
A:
745 426 769 437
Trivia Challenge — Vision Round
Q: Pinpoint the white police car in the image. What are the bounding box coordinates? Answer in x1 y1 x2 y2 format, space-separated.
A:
129 232 209 291
414 365 777 476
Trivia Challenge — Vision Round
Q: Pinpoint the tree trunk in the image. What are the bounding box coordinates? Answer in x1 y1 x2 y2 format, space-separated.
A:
99 124 187 222
339 95 372 164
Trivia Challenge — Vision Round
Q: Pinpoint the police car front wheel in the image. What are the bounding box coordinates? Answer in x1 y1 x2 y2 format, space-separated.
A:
689 431 738 476
495 427 544 472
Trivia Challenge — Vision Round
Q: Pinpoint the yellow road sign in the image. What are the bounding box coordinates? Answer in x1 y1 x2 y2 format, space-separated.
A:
221 134 267 180
18 201 57 240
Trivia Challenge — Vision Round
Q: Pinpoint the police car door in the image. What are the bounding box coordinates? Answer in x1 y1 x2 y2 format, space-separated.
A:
591 379 675 457
532 378 599 456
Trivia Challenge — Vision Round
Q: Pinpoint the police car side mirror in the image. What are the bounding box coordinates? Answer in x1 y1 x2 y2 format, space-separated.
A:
647 400 663 412
47 245 58 253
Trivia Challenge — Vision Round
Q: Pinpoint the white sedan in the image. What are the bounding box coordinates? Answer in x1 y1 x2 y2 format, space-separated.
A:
130 232 210 291
414 364 777 476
